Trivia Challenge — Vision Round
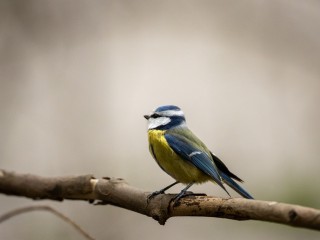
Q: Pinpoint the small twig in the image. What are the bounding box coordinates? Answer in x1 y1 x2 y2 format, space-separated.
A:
0 205 95 240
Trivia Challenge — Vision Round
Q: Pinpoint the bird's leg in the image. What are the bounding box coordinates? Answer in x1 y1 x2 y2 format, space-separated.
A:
148 181 180 201
171 182 194 206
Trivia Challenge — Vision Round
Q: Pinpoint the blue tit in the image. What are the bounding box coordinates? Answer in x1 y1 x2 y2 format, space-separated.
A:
144 105 253 202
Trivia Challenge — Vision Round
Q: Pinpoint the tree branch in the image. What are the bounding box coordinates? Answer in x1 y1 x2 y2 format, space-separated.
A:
0 169 319 230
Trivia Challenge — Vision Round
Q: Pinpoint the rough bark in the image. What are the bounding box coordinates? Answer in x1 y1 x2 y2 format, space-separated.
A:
0 169 319 230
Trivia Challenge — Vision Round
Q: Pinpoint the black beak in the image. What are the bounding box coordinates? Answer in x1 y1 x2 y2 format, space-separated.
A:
144 115 150 120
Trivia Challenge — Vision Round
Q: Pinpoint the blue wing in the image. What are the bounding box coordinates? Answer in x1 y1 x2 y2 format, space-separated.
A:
165 133 230 196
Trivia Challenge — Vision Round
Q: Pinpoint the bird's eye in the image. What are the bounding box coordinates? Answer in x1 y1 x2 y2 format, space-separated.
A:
151 113 161 118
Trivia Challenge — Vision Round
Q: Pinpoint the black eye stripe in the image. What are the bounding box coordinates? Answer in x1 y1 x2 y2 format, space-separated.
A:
151 113 161 118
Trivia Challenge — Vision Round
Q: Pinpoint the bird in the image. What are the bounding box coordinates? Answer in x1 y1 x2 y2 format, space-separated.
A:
144 105 253 203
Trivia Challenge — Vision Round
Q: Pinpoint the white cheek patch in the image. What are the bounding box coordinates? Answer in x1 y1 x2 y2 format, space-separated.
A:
148 117 171 129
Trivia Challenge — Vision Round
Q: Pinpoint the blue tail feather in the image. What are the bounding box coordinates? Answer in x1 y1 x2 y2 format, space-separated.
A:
220 172 254 199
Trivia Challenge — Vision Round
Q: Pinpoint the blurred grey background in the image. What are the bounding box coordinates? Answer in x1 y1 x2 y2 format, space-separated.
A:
1 0 320 239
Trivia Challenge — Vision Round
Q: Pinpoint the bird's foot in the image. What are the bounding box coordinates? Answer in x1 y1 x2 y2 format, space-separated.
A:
147 190 165 203
171 191 207 207
147 181 180 203
171 190 193 207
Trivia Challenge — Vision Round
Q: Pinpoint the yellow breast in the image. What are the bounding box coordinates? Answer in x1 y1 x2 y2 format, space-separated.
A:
147 130 210 184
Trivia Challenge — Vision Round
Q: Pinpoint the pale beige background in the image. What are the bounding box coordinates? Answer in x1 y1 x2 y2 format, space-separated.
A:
1 1 320 239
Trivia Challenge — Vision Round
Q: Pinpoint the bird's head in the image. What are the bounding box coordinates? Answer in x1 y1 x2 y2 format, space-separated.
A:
144 105 186 130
